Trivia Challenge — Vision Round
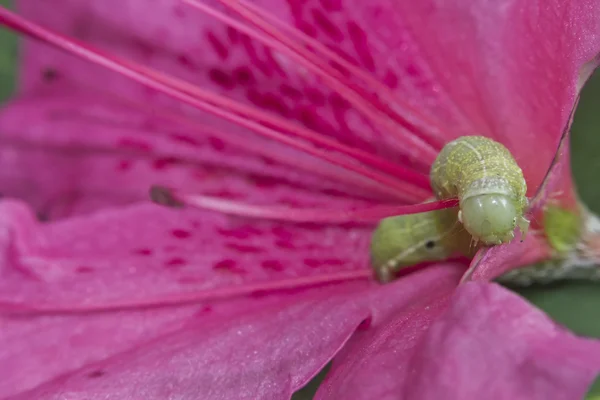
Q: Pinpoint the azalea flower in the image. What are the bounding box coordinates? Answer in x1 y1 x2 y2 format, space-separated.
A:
1 0 600 399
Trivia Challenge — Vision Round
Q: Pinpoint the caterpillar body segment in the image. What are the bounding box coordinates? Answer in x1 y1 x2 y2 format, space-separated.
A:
370 207 477 282
430 136 530 245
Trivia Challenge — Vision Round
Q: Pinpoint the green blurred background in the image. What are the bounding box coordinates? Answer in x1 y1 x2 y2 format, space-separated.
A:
1 0 599 397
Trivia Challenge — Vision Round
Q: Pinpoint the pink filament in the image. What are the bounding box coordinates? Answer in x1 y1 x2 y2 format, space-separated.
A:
151 185 458 224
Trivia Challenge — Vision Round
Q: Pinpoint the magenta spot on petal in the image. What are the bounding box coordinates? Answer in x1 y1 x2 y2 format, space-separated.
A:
319 0 342 11
76 266 94 274
117 160 132 171
133 39 155 59
205 31 229 60
209 69 235 90
226 26 239 44
248 90 290 117
311 9 343 40
169 133 201 147
271 226 295 240
226 243 264 254
297 107 320 131
165 257 186 268
171 229 192 239
280 84 303 99
133 248 153 256
208 137 226 151
200 305 213 314
347 21 375 71
213 259 246 274
117 138 153 153
177 54 197 70
303 258 323 268
329 92 349 110
233 67 255 85
261 259 284 272
383 69 399 89
323 258 345 266
274 240 295 250
298 21 317 37
152 157 178 170
218 225 260 239
251 175 279 188
87 370 106 379
405 64 421 78
305 87 326 106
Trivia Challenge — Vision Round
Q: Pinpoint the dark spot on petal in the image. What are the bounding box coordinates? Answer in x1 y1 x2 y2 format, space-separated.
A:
233 67 255 85
305 88 326 106
225 243 264 254
177 54 197 70
76 266 94 274
208 137 226 151
279 84 303 99
226 26 239 44
117 138 153 153
117 160 132 171
165 258 186 268
271 226 295 240
303 258 322 268
206 31 229 60
261 259 284 272
87 370 105 379
274 240 295 250
152 157 178 170
133 248 153 256
383 69 399 89
319 0 342 11
171 229 192 239
311 9 343 40
208 69 235 90
42 67 59 82
347 21 375 71
213 259 246 274
169 133 201 147
298 21 317 37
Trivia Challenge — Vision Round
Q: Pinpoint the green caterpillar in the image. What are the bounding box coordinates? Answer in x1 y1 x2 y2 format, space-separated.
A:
370 207 477 282
431 136 529 244
371 136 529 281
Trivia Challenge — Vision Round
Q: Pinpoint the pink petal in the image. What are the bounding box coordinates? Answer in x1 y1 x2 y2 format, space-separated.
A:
14 0 438 169
0 87 396 218
0 199 375 312
461 234 552 283
317 281 600 400
2 264 463 399
15 0 600 188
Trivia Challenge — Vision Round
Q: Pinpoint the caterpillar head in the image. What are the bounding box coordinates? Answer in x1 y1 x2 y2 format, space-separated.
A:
459 193 529 245
370 208 469 282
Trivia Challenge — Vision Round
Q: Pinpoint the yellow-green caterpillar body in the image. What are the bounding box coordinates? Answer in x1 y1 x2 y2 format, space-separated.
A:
370 136 529 282
370 207 477 282
430 136 529 245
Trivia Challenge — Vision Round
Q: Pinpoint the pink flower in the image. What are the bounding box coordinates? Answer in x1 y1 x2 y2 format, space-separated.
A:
0 0 600 399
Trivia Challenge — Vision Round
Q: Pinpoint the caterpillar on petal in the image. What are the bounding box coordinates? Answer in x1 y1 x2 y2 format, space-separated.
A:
370 136 529 282
431 136 530 245
370 207 477 282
